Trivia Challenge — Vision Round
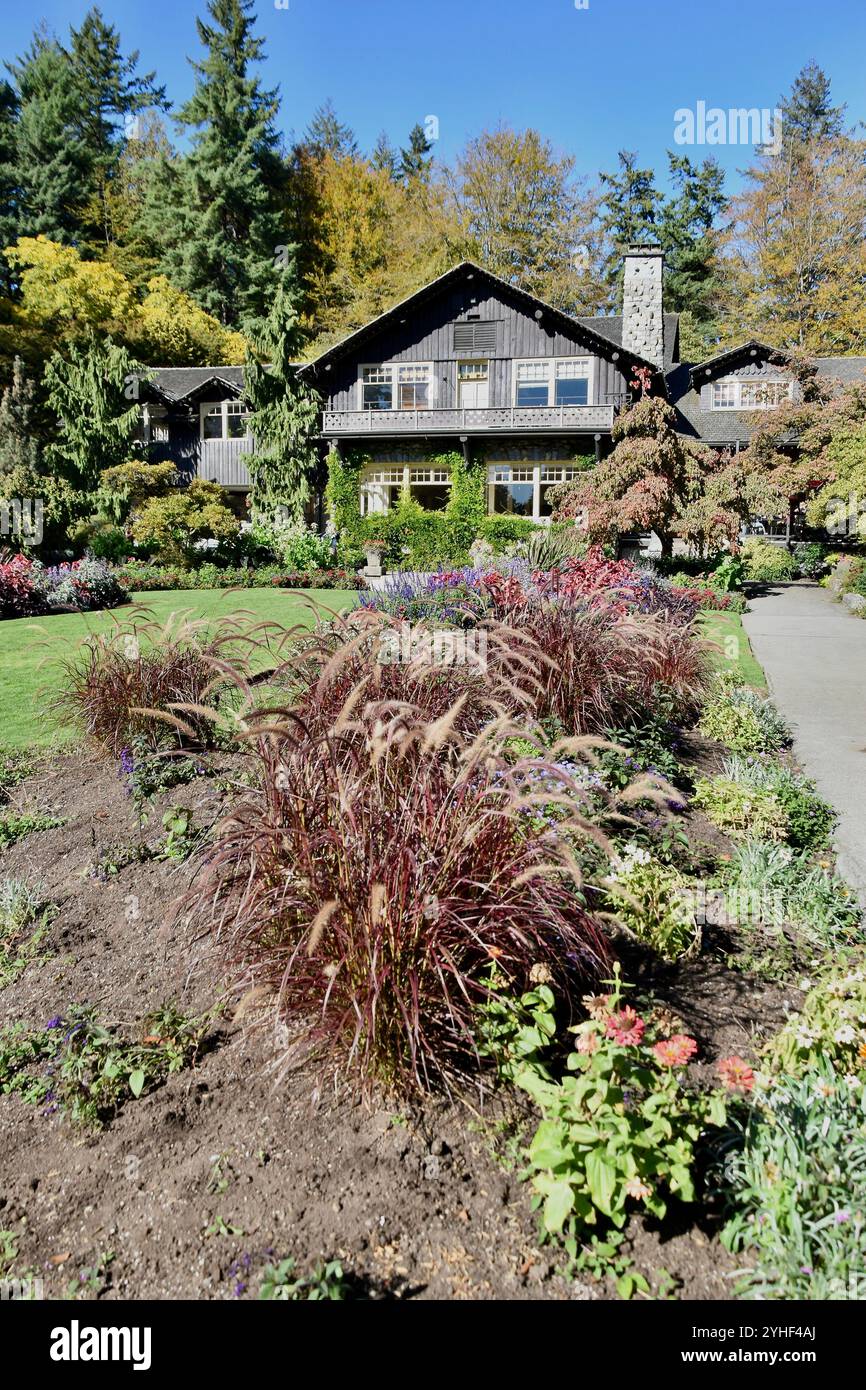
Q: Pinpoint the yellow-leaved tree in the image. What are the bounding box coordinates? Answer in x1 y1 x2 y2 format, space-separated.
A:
2 237 250 365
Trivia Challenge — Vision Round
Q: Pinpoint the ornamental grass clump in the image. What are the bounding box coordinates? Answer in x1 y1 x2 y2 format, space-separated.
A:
283 606 541 743
57 607 291 755
187 695 613 1094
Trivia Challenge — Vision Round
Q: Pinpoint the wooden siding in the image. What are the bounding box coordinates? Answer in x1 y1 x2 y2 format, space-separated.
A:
150 428 253 489
321 282 630 413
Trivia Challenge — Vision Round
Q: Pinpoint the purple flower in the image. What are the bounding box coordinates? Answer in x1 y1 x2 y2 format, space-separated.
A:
45 1015 62 1029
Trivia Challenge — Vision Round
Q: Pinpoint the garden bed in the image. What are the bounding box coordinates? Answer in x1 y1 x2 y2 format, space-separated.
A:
0 737 801 1301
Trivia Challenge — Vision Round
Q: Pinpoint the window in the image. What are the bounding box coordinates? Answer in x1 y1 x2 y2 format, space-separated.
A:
359 464 451 515
200 401 250 440
514 359 591 408
490 464 535 516
515 362 550 408
554 360 590 407
360 364 433 411
398 364 431 410
711 377 792 410
362 366 392 411
488 462 584 521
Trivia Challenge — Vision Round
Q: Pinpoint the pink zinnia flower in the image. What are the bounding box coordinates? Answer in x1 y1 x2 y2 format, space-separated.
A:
718 1056 755 1093
605 1006 645 1046
625 1176 652 1201
653 1035 698 1067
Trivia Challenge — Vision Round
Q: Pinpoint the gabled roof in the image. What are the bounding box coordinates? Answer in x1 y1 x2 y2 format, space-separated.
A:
299 260 666 384
147 366 246 402
687 339 790 389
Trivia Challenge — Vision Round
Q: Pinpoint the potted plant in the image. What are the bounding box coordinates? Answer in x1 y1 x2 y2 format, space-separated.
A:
363 538 387 575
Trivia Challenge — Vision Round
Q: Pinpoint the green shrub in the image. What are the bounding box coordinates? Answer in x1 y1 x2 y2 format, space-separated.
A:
477 515 539 551
604 843 698 959
719 840 862 951
740 539 798 583
692 776 788 841
131 480 240 568
793 542 832 580
699 687 790 752
762 954 866 1079
720 1062 866 1300
490 969 725 1249
251 517 333 572
720 755 836 850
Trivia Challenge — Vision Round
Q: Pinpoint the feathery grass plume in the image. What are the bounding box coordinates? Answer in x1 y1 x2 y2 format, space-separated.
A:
54 604 302 755
182 691 613 1095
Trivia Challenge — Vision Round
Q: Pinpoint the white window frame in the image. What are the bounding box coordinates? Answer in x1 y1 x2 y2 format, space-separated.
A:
358 362 435 412
359 463 452 515
199 399 251 441
512 358 593 409
486 461 585 522
710 377 793 411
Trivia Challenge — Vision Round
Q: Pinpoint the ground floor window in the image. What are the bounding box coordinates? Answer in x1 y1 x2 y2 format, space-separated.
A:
360 464 452 515
487 462 584 521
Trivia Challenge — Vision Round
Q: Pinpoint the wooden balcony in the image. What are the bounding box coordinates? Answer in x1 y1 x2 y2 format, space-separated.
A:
321 404 615 438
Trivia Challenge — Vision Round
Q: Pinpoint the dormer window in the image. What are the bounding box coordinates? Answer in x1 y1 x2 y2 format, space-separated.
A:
710 378 792 410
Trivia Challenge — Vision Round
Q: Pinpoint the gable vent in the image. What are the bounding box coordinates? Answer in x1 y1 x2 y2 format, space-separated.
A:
453 321 498 354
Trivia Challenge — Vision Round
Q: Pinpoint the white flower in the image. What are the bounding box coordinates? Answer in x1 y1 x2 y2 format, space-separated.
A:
844 1074 861 1091
835 1025 857 1045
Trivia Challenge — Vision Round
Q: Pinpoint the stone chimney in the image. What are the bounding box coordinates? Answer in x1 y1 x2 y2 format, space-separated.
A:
622 244 665 369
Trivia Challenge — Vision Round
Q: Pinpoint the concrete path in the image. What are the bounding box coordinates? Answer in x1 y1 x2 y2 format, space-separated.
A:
743 582 866 901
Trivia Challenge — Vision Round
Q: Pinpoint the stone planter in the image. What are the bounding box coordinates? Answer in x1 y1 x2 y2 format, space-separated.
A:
364 545 385 578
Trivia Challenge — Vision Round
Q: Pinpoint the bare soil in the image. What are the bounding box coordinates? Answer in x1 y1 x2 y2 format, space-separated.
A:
0 740 796 1302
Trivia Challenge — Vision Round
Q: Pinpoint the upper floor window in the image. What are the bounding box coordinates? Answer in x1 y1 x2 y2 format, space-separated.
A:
711 377 792 411
200 400 250 440
514 359 590 409
360 363 432 411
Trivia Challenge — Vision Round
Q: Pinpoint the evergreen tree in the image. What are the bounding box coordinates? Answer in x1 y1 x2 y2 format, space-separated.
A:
65 6 169 253
0 81 19 295
777 62 845 150
304 99 358 160
43 331 143 491
399 123 433 182
0 356 42 486
244 265 320 521
7 35 92 244
140 0 285 329
658 153 727 341
371 130 398 179
599 150 663 301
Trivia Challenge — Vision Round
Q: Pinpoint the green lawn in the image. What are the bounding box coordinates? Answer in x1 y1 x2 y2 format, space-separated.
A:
0 588 358 751
699 608 767 689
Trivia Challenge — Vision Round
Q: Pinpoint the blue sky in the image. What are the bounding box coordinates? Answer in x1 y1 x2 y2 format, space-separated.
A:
6 0 866 194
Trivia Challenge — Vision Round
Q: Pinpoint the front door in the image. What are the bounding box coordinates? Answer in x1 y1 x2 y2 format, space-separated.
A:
458 361 490 409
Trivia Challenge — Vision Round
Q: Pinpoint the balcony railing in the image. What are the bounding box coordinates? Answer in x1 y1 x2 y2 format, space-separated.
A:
321 404 615 436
